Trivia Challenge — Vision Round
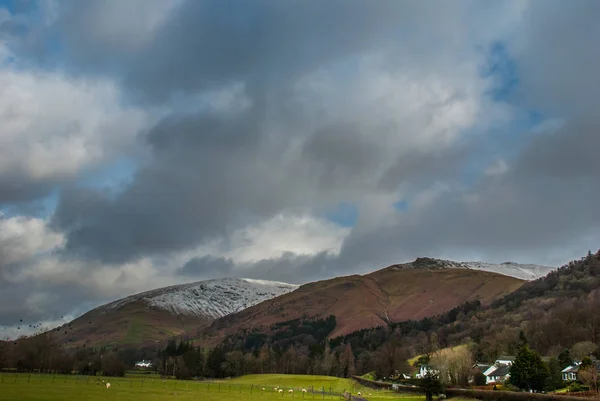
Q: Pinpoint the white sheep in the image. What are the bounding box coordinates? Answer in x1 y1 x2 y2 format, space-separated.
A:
357 392 362 396
106 383 111 389
302 389 307 393
274 387 279 391
288 389 294 393
278 389 283 394
261 387 266 391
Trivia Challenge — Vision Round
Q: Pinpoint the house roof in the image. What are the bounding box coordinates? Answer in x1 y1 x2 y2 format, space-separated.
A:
474 364 492 374
487 364 511 377
561 365 579 374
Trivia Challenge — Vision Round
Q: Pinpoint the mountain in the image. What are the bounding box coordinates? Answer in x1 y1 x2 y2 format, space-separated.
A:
403 257 555 280
50 278 298 348
194 259 526 344
335 250 600 364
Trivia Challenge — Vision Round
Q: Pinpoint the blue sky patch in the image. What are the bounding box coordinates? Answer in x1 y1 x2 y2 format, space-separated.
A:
393 200 409 212
325 202 359 227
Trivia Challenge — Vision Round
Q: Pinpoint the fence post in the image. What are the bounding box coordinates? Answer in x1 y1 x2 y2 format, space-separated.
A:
322 386 324 399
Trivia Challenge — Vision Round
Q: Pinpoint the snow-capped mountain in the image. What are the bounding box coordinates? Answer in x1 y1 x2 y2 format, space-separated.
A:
407 257 555 280
99 278 299 319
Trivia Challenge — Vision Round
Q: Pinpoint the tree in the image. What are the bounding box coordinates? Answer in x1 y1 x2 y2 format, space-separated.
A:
101 352 125 377
578 360 599 393
545 358 565 391
421 371 444 401
558 349 574 370
339 344 356 378
509 345 549 392
430 346 474 387
572 342 598 360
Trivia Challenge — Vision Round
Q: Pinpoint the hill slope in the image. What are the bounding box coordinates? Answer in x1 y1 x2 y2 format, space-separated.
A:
336 250 600 364
196 259 526 343
51 278 298 348
405 257 554 280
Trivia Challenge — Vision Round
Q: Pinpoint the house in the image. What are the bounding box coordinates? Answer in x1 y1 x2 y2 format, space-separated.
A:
135 360 153 368
562 362 581 381
416 364 439 378
470 363 492 383
562 359 600 381
484 364 511 384
482 356 515 384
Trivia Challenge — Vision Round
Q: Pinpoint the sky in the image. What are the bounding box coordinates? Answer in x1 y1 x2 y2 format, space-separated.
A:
1 0 600 339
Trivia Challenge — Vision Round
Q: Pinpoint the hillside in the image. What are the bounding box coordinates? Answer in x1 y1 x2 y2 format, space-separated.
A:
49 278 298 348
404 257 554 280
194 259 525 344
336 249 600 365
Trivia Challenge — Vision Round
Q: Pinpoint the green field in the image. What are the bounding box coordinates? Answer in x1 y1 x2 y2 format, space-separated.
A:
0 373 425 401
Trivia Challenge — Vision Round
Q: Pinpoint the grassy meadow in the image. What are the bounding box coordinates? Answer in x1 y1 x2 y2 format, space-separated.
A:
0 373 425 401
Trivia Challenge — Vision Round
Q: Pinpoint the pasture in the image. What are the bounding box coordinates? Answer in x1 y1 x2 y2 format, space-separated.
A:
0 373 425 401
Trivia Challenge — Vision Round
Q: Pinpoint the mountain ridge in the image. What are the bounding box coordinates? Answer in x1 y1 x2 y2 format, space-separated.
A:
390 257 554 280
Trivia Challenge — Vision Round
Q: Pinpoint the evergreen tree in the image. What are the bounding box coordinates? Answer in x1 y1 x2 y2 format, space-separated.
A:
339 344 356 378
557 349 573 369
545 358 565 391
509 345 549 391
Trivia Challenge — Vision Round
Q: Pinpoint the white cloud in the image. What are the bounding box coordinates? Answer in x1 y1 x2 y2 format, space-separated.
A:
187 213 350 265
0 65 147 183
0 213 64 267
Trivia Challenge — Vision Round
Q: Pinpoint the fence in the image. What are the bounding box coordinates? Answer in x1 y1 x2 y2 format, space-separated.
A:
0 373 367 399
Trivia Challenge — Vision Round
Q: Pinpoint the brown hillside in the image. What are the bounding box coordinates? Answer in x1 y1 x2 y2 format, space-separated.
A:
196 265 524 344
49 300 209 349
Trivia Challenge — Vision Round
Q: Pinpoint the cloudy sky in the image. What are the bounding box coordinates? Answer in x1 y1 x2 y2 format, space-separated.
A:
1 0 599 338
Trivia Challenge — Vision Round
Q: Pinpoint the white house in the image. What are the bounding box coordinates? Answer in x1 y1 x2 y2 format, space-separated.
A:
482 356 514 384
416 365 439 378
135 360 153 368
561 362 581 381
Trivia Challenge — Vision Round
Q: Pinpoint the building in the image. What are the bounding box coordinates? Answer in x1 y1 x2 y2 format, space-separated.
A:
135 360 153 368
482 356 515 384
415 364 439 378
561 362 581 381
561 359 600 382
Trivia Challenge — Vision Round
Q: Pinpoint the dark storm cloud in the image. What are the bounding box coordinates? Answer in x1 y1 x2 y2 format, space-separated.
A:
52 109 310 263
56 0 415 102
178 256 235 277
334 119 600 270
177 251 334 285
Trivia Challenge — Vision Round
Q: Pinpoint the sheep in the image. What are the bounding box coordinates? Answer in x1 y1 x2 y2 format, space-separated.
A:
301 389 307 393
357 392 362 396
261 387 266 391
278 389 284 394
106 383 111 389
288 389 294 393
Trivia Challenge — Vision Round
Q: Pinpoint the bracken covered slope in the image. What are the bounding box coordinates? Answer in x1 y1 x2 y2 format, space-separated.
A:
196 259 526 344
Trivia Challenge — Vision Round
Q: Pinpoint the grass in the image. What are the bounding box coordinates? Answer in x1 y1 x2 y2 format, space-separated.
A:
0 373 425 401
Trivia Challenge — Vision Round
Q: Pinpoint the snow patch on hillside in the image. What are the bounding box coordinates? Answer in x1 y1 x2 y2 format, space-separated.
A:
98 278 299 318
457 261 555 281
407 257 555 280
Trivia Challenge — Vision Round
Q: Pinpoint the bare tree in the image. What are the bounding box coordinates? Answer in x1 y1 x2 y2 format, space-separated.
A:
578 364 599 396
430 346 474 387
